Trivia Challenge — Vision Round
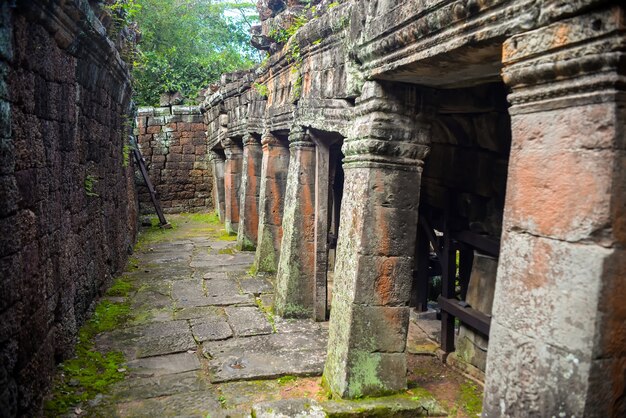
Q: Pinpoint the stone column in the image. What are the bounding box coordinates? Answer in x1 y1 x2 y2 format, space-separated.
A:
483 7 626 417
275 127 317 318
237 134 263 250
253 132 290 273
209 150 226 221
323 81 430 398
221 138 243 235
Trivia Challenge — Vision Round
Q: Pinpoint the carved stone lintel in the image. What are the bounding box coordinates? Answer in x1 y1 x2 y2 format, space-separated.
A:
502 5 626 112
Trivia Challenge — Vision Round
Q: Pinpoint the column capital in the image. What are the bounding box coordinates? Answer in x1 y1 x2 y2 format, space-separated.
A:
243 134 261 147
344 80 432 168
288 126 315 149
261 131 287 148
502 6 625 113
208 150 225 162
221 137 243 159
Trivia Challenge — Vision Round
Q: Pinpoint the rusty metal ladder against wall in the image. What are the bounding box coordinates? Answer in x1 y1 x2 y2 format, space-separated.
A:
130 135 171 229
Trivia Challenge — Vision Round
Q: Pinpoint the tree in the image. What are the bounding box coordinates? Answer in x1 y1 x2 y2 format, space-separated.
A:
130 0 258 105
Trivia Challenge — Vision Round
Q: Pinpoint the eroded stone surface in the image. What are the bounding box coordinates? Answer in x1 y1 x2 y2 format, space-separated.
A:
252 399 325 418
225 306 273 337
190 316 233 342
203 329 328 382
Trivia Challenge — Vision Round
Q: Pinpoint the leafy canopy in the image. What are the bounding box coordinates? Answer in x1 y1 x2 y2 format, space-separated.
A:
128 0 258 105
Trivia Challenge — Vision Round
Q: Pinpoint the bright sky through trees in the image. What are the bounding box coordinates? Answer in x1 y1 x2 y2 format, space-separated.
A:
125 0 259 105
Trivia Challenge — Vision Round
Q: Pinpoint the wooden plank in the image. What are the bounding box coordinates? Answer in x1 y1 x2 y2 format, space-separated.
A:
438 296 491 336
313 142 330 321
454 230 500 256
440 206 456 353
410 223 430 311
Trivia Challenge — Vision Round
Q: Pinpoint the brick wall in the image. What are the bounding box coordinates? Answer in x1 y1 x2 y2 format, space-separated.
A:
0 2 137 416
135 106 213 213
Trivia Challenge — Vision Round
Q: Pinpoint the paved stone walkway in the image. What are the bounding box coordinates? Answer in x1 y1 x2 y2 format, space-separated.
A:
69 215 464 417
90 216 329 417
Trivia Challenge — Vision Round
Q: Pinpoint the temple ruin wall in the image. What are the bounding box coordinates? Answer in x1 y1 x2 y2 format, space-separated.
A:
0 1 136 415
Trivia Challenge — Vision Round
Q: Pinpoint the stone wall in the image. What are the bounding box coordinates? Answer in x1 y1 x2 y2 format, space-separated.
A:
0 1 136 416
135 106 212 214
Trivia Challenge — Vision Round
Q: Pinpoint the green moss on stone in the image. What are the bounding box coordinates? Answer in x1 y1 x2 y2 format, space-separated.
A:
106 276 134 297
237 235 256 252
218 247 236 255
459 381 483 416
277 375 297 385
44 298 131 416
347 351 383 399
218 229 237 241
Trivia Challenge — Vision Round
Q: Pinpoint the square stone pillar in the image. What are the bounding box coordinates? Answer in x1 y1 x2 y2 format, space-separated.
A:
323 81 431 398
275 127 317 318
222 138 243 235
483 7 626 417
209 150 226 221
253 132 290 273
237 134 263 251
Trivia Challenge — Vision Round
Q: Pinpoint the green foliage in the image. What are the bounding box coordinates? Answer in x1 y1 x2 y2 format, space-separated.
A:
132 0 259 105
253 82 269 98
122 143 133 167
84 174 99 197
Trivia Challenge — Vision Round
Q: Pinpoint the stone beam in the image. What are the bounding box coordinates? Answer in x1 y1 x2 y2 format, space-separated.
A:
275 127 317 318
222 137 244 235
237 134 263 251
483 6 626 417
253 132 290 273
323 80 431 398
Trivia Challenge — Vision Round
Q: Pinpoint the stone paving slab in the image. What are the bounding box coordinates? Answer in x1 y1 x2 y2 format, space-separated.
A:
126 352 201 377
202 330 328 382
136 333 197 358
174 305 224 320
116 389 222 417
203 278 256 306
191 254 256 271
238 277 273 295
112 371 209 401
252 395 447 418
190 316 233 342
225 306 273 337
252 399 325 418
